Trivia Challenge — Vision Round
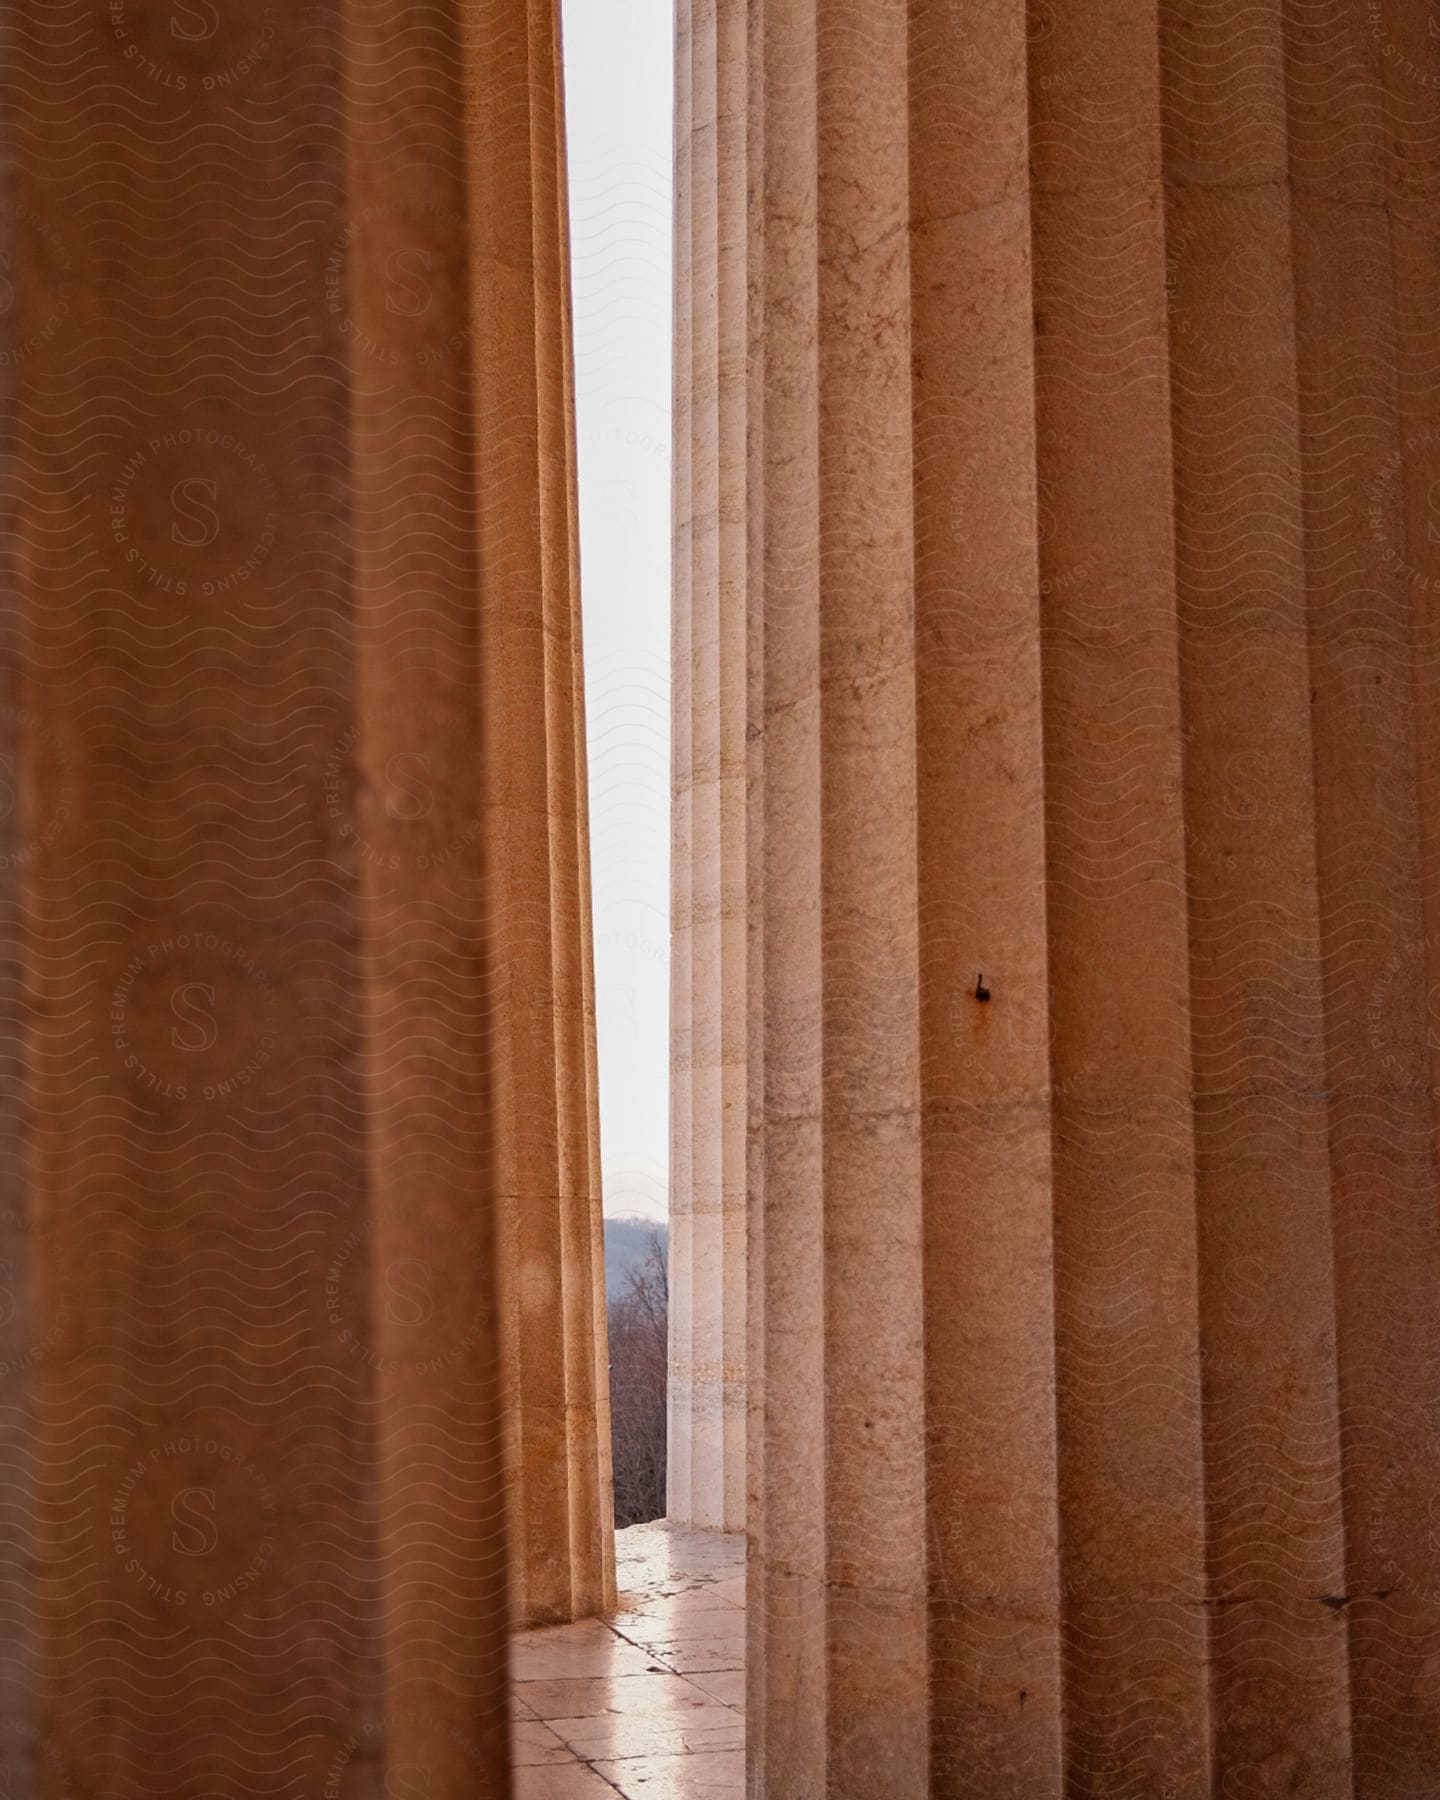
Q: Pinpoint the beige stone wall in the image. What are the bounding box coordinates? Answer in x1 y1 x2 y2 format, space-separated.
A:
671 0 1440 1792
3 0 608 1793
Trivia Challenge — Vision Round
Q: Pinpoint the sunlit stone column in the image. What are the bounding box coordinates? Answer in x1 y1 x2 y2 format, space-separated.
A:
5 1 608 1794
348 0 612 1669
707 0 1440 1794
454 0 616 1628
668 0 748 1531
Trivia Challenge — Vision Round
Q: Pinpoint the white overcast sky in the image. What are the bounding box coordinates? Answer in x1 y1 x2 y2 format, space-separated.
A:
561 0 673 1222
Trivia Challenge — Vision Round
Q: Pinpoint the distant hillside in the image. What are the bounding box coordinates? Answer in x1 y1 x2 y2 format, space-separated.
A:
603 1215 668 1301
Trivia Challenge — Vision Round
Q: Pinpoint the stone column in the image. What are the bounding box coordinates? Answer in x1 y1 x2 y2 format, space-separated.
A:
5 2 607 1796
717 0 1440 1794
456 0 616 1628
669 0 748 1530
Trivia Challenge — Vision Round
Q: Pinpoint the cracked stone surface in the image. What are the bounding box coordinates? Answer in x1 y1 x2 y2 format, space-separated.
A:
512 1521 744 1799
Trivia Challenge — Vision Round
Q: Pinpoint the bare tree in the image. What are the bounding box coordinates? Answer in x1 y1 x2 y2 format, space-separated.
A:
607 1228 668 1527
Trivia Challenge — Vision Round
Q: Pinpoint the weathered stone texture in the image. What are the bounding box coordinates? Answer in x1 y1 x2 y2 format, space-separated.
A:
672 1 1440 1794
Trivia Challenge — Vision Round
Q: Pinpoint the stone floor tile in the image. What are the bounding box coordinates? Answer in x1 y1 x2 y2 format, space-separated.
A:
511 1719 579 1766
514 1764 625 1800
614 1586 739 1621
614 1609 744 1643
548 1705 743 1761
679 1670 744 1709
512 1626 658 1683
593 1749 745 1797
517 1672 721 1722
637 1636 744 1675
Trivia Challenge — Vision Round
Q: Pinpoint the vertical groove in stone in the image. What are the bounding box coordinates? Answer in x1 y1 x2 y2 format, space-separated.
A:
1385 24 1440 1181
716 0 749 1537
465 0 612 1629
686 0 722 1535
549 0 617 1609
1377 21 1440 1786
669 0 748 1532
681 0 720 1531
1028 6 1211 1796
742 0 768 1775
670 0 698 1532
752 0 826 1788
1288 8 1440 1793
908 1 1062 1793
814 0 926 1780
1159 1 1352 1790
0 157 36 1795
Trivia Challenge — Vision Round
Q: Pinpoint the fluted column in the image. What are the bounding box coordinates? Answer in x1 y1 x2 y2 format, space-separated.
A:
669 0 748 1529
4 1 607 1794
457 0 615 1627
698 0 1440 1794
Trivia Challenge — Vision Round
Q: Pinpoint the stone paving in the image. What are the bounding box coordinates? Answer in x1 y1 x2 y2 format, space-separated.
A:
512 1521 745 1798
